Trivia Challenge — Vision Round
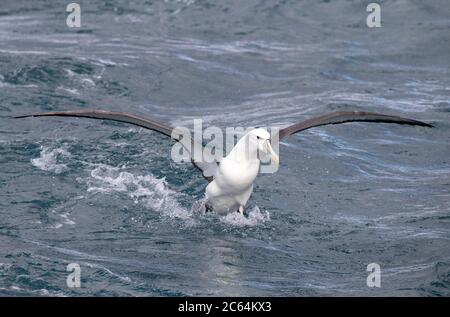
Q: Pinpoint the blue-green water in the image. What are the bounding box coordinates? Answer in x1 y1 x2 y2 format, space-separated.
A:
0 0 449 296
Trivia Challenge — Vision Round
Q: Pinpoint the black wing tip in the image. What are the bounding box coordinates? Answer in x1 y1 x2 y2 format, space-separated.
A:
14 114 34 119
347 110 433 128
14 111 60 119
13 110 105 119
14 113 55 119
417 121 434 128
15 109 128 117
397 118 433 128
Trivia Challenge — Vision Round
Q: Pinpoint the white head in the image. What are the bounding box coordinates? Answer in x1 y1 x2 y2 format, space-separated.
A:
245 128 279 165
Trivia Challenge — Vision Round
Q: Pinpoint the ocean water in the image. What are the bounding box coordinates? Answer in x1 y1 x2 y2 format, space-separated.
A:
0 0 449 296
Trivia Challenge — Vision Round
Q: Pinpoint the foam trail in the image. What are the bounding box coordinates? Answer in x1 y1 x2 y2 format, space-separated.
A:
31 146 71 174
85 164 192 220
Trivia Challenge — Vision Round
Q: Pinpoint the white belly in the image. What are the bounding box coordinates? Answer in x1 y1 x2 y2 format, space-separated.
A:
205 159 259 214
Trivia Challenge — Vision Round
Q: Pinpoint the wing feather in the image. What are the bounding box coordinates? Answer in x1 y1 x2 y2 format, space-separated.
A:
278 111 432 141
15 109 216 182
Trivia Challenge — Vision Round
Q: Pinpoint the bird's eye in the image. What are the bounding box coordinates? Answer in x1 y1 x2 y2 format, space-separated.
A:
256 136 261 140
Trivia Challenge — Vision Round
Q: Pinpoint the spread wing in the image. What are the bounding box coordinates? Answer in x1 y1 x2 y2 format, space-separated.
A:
278 111 432 141
15 109 218 182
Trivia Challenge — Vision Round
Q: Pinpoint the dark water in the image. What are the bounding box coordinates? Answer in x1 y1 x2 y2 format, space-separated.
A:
0 0 449 296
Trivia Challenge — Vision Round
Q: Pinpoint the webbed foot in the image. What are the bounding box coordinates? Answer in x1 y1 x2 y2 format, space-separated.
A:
237 205 248 217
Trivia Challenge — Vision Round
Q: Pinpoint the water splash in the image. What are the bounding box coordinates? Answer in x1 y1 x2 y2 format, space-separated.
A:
84 164 192 220
220 206 270 227
31 146 71 174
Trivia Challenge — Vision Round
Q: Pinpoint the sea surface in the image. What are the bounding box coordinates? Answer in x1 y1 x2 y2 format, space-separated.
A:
0 0 449 296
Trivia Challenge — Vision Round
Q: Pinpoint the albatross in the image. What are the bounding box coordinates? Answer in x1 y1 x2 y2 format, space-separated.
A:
15 110 432 215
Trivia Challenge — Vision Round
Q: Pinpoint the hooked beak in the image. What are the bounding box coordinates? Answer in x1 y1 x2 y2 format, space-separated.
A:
266 140 279 165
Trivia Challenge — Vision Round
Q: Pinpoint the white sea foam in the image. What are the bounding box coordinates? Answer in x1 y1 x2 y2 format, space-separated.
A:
0 263 12 271
0 49 49 55
94 58 117 66
64 68 96 87
79 261 131 283
51 212 76 229
85 164 192 219
0 78 38 89
31 146 71 174
56 86 80 95
220 206 270 227
1 285 66 297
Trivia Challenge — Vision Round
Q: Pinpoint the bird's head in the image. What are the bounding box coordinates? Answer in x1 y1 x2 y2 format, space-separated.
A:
248 128 279 165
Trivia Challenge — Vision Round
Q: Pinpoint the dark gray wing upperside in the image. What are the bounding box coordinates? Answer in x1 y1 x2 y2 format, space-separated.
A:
278 111 432 141
15 109 217 182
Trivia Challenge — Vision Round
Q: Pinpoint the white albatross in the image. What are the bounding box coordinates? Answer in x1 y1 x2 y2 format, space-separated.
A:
15 110 432 215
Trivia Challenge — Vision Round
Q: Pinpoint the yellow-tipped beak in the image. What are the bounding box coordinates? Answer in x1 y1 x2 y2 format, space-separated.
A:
267 141 279 165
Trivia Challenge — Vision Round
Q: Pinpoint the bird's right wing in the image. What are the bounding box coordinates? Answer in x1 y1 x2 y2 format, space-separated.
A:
15 109 218 182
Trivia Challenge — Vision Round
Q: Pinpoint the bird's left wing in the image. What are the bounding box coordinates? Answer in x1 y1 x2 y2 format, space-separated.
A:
277 111 432 141
15 109 218 182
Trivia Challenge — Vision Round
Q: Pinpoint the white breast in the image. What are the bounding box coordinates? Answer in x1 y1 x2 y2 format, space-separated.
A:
204 133 261 213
